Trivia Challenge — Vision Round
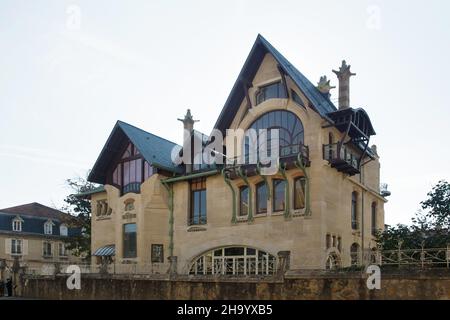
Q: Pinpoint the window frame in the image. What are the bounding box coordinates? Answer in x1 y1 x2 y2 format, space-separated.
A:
371 202 377 236
11 239 22 255
60 224 68 237
255 81 287 105
272 179 286 213
238 185 249 217
255 182 268 215
151 244 164 263
189 178 207 225
293 176 306 210
44 221 53 235
12 219 22 232
351 192 358 230
123 223 137 259
43 241 52 257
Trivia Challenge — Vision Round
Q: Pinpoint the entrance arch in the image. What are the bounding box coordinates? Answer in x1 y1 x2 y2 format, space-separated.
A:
189 246 277 276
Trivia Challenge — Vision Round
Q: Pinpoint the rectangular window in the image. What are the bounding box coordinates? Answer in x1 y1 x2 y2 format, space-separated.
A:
43 241 52 256
371 203 377 236
151 244 164 263
190 178 207 225
123 223 137 258
294 177 306 210
273 179 286 212
11 239 22 255
256 183 268 214
239 186 249 216
59 243 67 257
351 192 358 230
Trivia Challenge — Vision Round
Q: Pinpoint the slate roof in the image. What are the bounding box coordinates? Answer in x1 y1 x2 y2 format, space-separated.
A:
88 120 182 184
0 202 81 237
213 34 338 134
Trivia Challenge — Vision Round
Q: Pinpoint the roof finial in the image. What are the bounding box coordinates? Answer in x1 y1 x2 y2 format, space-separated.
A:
177 109 199 126
317 75 335 97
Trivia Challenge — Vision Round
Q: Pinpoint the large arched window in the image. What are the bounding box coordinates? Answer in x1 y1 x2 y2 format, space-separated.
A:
189 246 276 276
245 110 304 162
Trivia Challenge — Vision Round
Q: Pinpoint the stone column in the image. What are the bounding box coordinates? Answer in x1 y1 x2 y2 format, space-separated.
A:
177 109 198 174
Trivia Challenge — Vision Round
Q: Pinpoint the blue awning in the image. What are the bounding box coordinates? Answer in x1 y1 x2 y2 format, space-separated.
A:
93 244 115 256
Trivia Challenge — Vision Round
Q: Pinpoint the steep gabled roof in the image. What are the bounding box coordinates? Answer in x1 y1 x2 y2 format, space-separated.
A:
88 121 182 184
214 34 337 133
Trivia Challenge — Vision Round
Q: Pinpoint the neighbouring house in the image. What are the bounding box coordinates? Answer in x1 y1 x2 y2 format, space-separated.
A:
84 34 389 275
0 202 83 275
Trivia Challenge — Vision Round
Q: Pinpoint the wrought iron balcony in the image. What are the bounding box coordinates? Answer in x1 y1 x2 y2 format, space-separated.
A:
122 182 141 195
224 143 309 179
323 143 360 176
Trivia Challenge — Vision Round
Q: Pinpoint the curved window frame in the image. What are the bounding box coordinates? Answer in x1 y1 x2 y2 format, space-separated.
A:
350 243 361 266
189 246 277 276
245 110 305 162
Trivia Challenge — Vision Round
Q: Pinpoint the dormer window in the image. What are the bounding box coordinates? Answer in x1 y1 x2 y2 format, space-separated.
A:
110 142 154 195
60 224 68 237
255 81 287 105
44 220 54 235
12 217 23 232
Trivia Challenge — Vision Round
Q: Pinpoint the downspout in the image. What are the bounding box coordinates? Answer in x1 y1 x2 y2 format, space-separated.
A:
221 168 237 224
237 166 254 222
359 154 373 265
278 162 291 219
295 152 311 216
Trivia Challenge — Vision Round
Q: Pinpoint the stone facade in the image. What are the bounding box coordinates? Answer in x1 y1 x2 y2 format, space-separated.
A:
88 35 386 275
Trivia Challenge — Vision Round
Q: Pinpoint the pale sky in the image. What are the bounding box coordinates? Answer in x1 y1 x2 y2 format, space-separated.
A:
0 0 449 225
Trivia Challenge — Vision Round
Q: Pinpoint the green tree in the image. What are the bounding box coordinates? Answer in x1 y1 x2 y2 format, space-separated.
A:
376 180 450 250
60 175 98 259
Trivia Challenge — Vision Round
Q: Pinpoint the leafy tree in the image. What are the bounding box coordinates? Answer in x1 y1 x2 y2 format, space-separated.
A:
376 180 450 250
419 180 450 228
60 175 98 259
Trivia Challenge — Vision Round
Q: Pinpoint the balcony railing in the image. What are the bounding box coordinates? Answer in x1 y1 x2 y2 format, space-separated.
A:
122 182 141 195
323 143 360 175
225 143 309 179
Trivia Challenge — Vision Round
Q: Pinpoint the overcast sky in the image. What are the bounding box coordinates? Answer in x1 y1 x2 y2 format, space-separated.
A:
0 0 449 225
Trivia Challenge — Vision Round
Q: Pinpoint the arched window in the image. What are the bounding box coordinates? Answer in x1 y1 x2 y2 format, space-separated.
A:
350 243 360 266
245 110 304 161
273 179 286 212
351 192 358 230
239 186 249 217
60 224 68 237
371 202 377 236
189 246 276 275
256 182 268 214
325 253 340 270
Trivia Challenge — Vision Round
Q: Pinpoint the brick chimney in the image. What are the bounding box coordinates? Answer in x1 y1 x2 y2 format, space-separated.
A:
178 109 198 174
332 60 355 109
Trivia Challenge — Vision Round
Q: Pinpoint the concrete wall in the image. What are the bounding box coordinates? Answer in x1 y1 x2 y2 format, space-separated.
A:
19 271 450 300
